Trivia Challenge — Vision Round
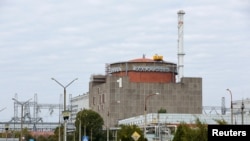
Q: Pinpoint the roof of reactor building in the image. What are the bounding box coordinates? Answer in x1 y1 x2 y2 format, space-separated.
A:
127 57 176 65
109 55 176 65
128 58 155 62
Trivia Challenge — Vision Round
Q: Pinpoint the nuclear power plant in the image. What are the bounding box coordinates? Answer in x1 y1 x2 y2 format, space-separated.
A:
0 10 250 141
89 53 202 128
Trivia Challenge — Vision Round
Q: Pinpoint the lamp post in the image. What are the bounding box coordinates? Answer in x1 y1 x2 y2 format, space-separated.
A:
12 98 32 141
241 100 245 125
51 78 78 141
107 111 109 141
78 118 81 141
83 113 87 141
226 89 233 124
144 93 159 138
59 103 61 141
5 123 9 141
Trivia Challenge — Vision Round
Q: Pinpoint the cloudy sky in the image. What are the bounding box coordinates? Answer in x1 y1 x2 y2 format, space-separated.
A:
0 0 249 122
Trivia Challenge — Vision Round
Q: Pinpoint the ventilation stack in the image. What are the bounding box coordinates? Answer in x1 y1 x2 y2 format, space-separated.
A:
177 10 185 82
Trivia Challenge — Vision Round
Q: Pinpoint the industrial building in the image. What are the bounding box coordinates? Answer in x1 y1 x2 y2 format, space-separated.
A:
89 54 202 128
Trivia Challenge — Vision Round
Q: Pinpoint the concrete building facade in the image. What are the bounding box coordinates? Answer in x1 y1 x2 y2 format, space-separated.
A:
89 55 202 127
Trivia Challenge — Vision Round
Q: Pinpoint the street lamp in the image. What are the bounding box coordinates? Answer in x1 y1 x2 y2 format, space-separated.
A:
5 123 9 141
51 77 78 141
241 100 245 125
12 98 32 141
144 92 159 138
78 118 81 141
226 89 233 124
107 111 110 141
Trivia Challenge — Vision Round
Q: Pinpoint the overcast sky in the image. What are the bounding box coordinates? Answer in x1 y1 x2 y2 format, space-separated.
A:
0 0 249 122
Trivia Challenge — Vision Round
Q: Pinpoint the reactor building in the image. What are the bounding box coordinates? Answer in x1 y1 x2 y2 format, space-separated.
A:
89 54 202 127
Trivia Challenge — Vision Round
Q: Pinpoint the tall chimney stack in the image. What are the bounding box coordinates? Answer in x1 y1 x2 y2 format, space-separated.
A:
177 10 185 82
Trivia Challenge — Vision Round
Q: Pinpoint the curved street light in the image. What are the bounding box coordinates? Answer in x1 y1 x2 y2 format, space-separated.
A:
51 78 78 110
144 92 159 138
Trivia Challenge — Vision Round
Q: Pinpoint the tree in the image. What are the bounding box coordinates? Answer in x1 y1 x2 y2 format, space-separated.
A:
213 119 228 125
117 124 144 141
53 124 63 141
75 109 104 141
193 118 208 141
158 108 167 113
172 122 193 141
172 117 208 141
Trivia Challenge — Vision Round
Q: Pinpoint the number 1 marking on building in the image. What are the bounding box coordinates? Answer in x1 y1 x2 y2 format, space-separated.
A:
117 78 122 88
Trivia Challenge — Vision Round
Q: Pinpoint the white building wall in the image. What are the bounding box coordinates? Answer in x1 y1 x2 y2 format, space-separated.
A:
233 98 250 114
70 92 89 121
